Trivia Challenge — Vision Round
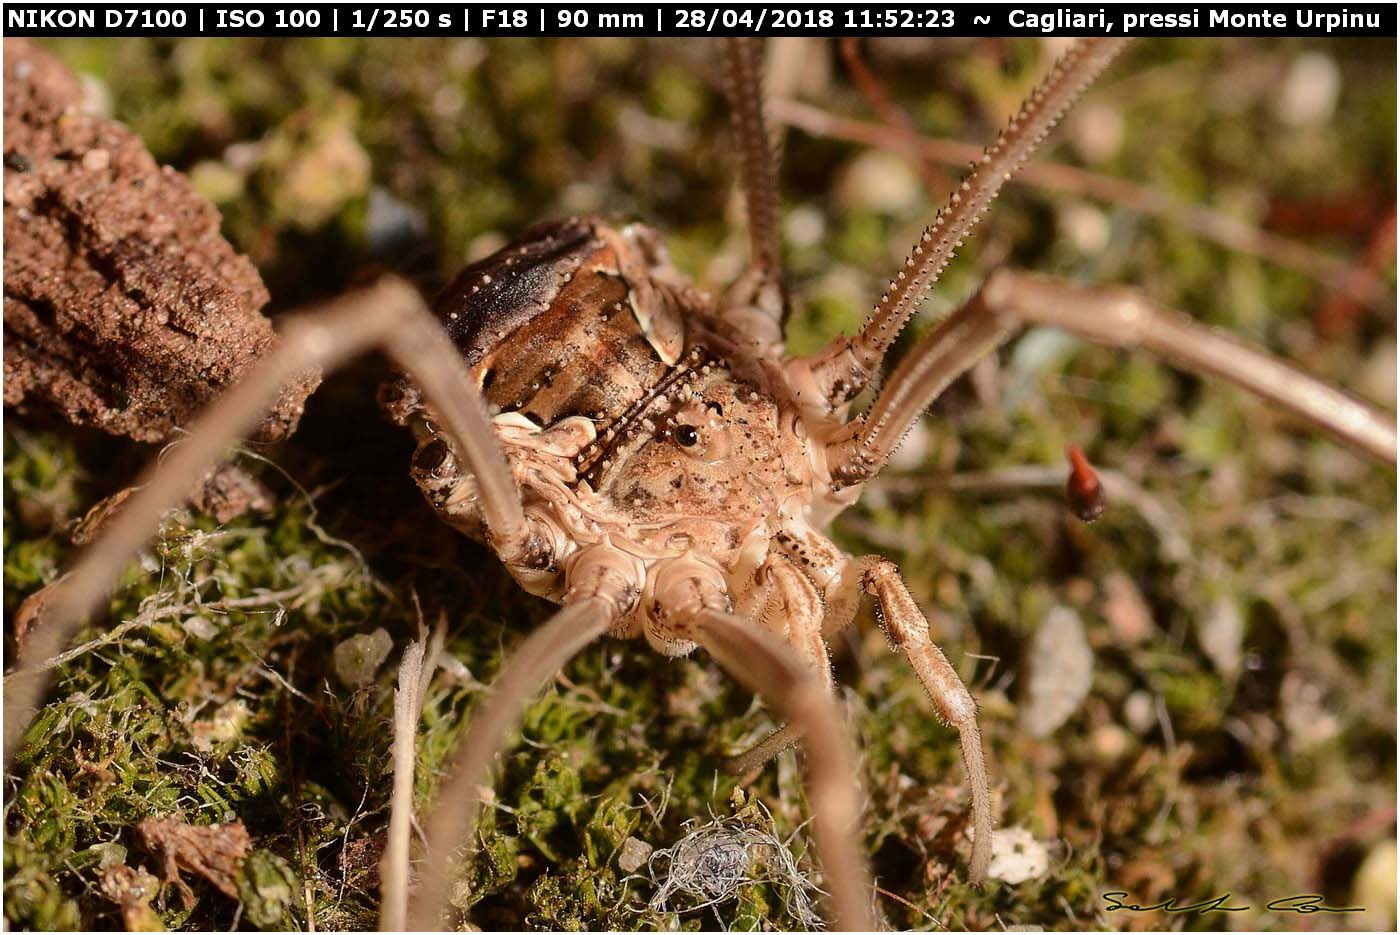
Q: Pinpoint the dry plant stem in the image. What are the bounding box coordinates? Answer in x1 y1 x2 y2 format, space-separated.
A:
891 465 1194 566
770 98 1387 308
838 37 949 193
407 596 615 931
721 37 783 277
690 608 876 931
831 269 1398 485
2 278 530 765
858 558 992 884
804 38 1130 403
380 621 445 932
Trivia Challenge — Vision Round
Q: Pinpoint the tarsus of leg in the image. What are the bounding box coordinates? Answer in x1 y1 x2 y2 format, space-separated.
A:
406 595 617 931
860 557 993 884
828 269 1398 488
722 37 784 280
690 608 876 931
801 38 1129 408
2 278 531 765
728 720 802 779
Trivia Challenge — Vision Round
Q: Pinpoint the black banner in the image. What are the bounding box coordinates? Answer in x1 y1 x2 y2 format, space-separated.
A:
3 3 1395 38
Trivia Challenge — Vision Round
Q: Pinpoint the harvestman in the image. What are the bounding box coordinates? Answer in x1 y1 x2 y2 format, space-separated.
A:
4 37 1395 930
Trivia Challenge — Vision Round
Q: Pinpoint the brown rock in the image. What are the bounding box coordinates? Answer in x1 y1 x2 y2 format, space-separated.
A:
2 38 318 445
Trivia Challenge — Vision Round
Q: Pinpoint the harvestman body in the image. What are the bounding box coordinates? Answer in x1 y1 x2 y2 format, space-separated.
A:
6 37 1395 931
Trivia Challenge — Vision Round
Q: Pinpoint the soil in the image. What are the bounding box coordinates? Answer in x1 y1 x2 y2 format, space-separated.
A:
1 38 318 445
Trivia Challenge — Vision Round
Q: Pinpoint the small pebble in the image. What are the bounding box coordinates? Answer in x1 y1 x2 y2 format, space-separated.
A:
617 836 653 874
1198 597 1243 677
1020 606 1093 738
784 203 825 248
1102 572 1154 645
1123 690 1156 735
1275 52 1340 127
985 827 1050 885
1058 203 1109 253
1091 724 1132 763
333 628 393 688
181 615 218 641
835 149 922 214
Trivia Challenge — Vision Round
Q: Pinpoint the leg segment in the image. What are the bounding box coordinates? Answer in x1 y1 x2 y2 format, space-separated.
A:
727 554 833 775
649 561 875 930
859 556 993 884
3 278 534 764
801 38 1129 409
720 38 787 347
688 608 875 931
721 37 783 278
407 545 640 930
827 269 1398 486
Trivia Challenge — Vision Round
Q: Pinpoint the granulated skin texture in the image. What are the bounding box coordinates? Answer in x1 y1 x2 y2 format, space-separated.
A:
2 38 319 444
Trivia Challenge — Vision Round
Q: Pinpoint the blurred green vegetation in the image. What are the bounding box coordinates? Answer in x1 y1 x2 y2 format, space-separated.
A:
4 37 1396 931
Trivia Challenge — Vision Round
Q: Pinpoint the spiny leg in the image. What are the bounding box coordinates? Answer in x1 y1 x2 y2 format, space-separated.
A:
858 556 993 884
826 269 1398 486
406 545 638 930
720 37 787 347
3 278 535 764
800 38 1130 409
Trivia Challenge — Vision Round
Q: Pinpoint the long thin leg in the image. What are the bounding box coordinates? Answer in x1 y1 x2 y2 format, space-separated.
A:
858 557 993 884
688 608 876 931
801 38 1129 408
827 269 1398 486
721 38 783 279
406 595 619 930
3 278 534 764
720 38 787 347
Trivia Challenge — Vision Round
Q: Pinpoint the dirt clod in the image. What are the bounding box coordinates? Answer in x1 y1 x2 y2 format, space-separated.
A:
2 38 318 445
134 817 251 908
98 864 165 931
185 463 275 524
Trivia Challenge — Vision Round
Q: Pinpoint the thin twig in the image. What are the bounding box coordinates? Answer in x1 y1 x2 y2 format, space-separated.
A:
5 584 317 678
876 883 948 931
876 464 1194 567
838 38 950 194
770 98 1388 308
380 612 447 931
